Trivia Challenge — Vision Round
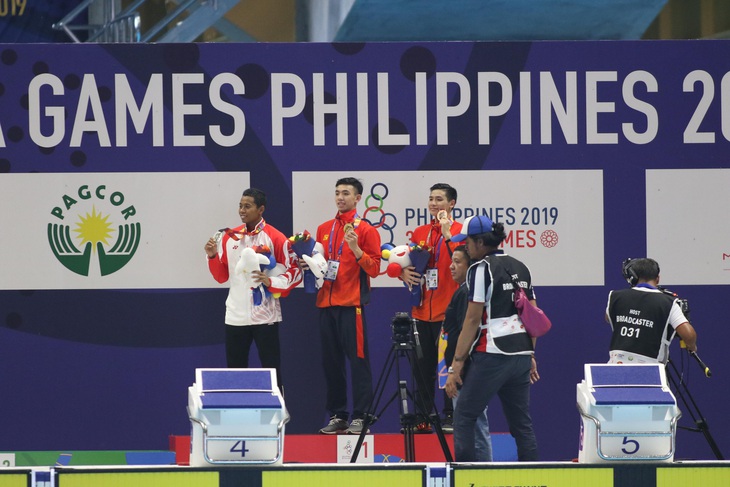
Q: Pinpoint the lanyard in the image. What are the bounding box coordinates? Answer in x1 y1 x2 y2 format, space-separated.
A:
220 218 265 241
425 224 443 266
328 213 360 261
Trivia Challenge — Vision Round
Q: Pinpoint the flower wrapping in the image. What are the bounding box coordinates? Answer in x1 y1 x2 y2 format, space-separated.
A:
251 245 275 306
289 231 318 293
406 244 432 306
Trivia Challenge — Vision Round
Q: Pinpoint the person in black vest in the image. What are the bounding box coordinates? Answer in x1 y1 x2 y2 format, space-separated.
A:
445 215 539 462
606 258 697 364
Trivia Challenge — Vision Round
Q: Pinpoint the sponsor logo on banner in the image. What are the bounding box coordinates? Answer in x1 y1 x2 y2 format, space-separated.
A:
293 170 603 286
47 183 140 277
0 172 249 290
358 181 562 250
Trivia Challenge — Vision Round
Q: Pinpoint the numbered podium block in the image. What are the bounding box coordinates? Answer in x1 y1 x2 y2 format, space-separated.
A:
188 368 288 466
577 363 680 463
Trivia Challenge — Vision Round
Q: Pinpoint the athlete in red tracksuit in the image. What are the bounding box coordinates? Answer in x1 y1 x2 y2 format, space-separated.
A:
401 183 462 431
204 188 301 391
310 177 381 435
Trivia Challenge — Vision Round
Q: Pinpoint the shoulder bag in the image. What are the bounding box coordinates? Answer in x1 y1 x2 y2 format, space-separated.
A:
507 270 552 338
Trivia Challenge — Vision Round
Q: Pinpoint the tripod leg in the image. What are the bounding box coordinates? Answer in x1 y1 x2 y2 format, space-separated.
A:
399 380 417 462
404 346 454 462
430 414 454 462
351 347 397 463
666 359 725 460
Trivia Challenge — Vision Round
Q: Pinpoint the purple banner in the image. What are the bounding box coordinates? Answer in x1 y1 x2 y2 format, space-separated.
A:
1 41 728 461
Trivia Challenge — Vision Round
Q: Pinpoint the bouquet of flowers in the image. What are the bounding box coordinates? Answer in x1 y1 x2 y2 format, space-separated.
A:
406 244 432 306
289 231 325 293
251 245 276 306
234 247 273 306
382 243 433 307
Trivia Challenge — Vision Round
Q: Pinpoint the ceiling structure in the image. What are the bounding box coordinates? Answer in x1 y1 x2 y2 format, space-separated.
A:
331 0 669 42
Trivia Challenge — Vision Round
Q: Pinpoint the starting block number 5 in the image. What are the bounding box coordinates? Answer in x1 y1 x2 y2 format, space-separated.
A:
621 437 640 455
602 435 671 459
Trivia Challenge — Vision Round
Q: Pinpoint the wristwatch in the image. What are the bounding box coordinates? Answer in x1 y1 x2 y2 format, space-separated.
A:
447 366 455 374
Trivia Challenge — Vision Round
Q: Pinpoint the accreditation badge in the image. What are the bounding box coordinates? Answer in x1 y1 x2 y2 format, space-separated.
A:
324 260 340 281
426 268 438 290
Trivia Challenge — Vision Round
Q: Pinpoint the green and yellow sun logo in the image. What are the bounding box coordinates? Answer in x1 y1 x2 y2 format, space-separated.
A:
47 184 141 277
74 207 115 252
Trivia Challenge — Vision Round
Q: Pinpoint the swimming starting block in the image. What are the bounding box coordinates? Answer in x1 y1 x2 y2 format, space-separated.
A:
188 368 288 466
576 363 680 462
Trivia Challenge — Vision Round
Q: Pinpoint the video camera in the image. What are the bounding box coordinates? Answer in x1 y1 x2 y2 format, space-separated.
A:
658 286 691 321
391 312 415 345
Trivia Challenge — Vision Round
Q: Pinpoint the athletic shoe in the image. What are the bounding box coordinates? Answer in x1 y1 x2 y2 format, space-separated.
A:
441 415 454 433
401 421 433 434
319 416 348 434
414 421 433 434
346 418 370 434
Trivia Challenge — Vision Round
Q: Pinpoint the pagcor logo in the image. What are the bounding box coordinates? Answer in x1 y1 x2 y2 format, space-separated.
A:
47 184 141 276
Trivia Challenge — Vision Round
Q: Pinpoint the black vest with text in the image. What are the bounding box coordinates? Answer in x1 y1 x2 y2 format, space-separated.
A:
607 287 676 361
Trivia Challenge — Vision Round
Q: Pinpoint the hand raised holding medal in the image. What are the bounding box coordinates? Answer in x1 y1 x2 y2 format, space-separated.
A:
437 210 452 237
342 221 363 257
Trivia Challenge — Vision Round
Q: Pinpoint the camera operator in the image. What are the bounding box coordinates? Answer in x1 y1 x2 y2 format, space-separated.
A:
605 258 697 364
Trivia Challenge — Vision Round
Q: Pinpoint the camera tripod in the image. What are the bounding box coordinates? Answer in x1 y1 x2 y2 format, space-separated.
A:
350 335 453 462
665 352 724 460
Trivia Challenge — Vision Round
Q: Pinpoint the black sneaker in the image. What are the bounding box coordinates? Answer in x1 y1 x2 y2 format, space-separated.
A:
319 416 348 434
401 421 433 434
441 415 454 433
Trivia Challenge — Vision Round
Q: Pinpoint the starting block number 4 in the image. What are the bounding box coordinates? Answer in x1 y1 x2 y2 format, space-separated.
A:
230 441 250 457
206 439 279 462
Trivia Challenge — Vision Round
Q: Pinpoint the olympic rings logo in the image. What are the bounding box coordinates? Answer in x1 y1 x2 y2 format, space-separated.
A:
362 182 397 246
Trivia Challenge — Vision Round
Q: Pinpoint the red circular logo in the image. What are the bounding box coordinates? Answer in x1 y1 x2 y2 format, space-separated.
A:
540 230 559 248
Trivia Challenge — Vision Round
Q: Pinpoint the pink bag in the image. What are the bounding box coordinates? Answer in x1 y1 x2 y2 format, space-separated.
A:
512 278 552 338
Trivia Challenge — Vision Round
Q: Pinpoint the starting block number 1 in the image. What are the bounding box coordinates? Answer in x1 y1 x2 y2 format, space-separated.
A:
337 435 374 463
